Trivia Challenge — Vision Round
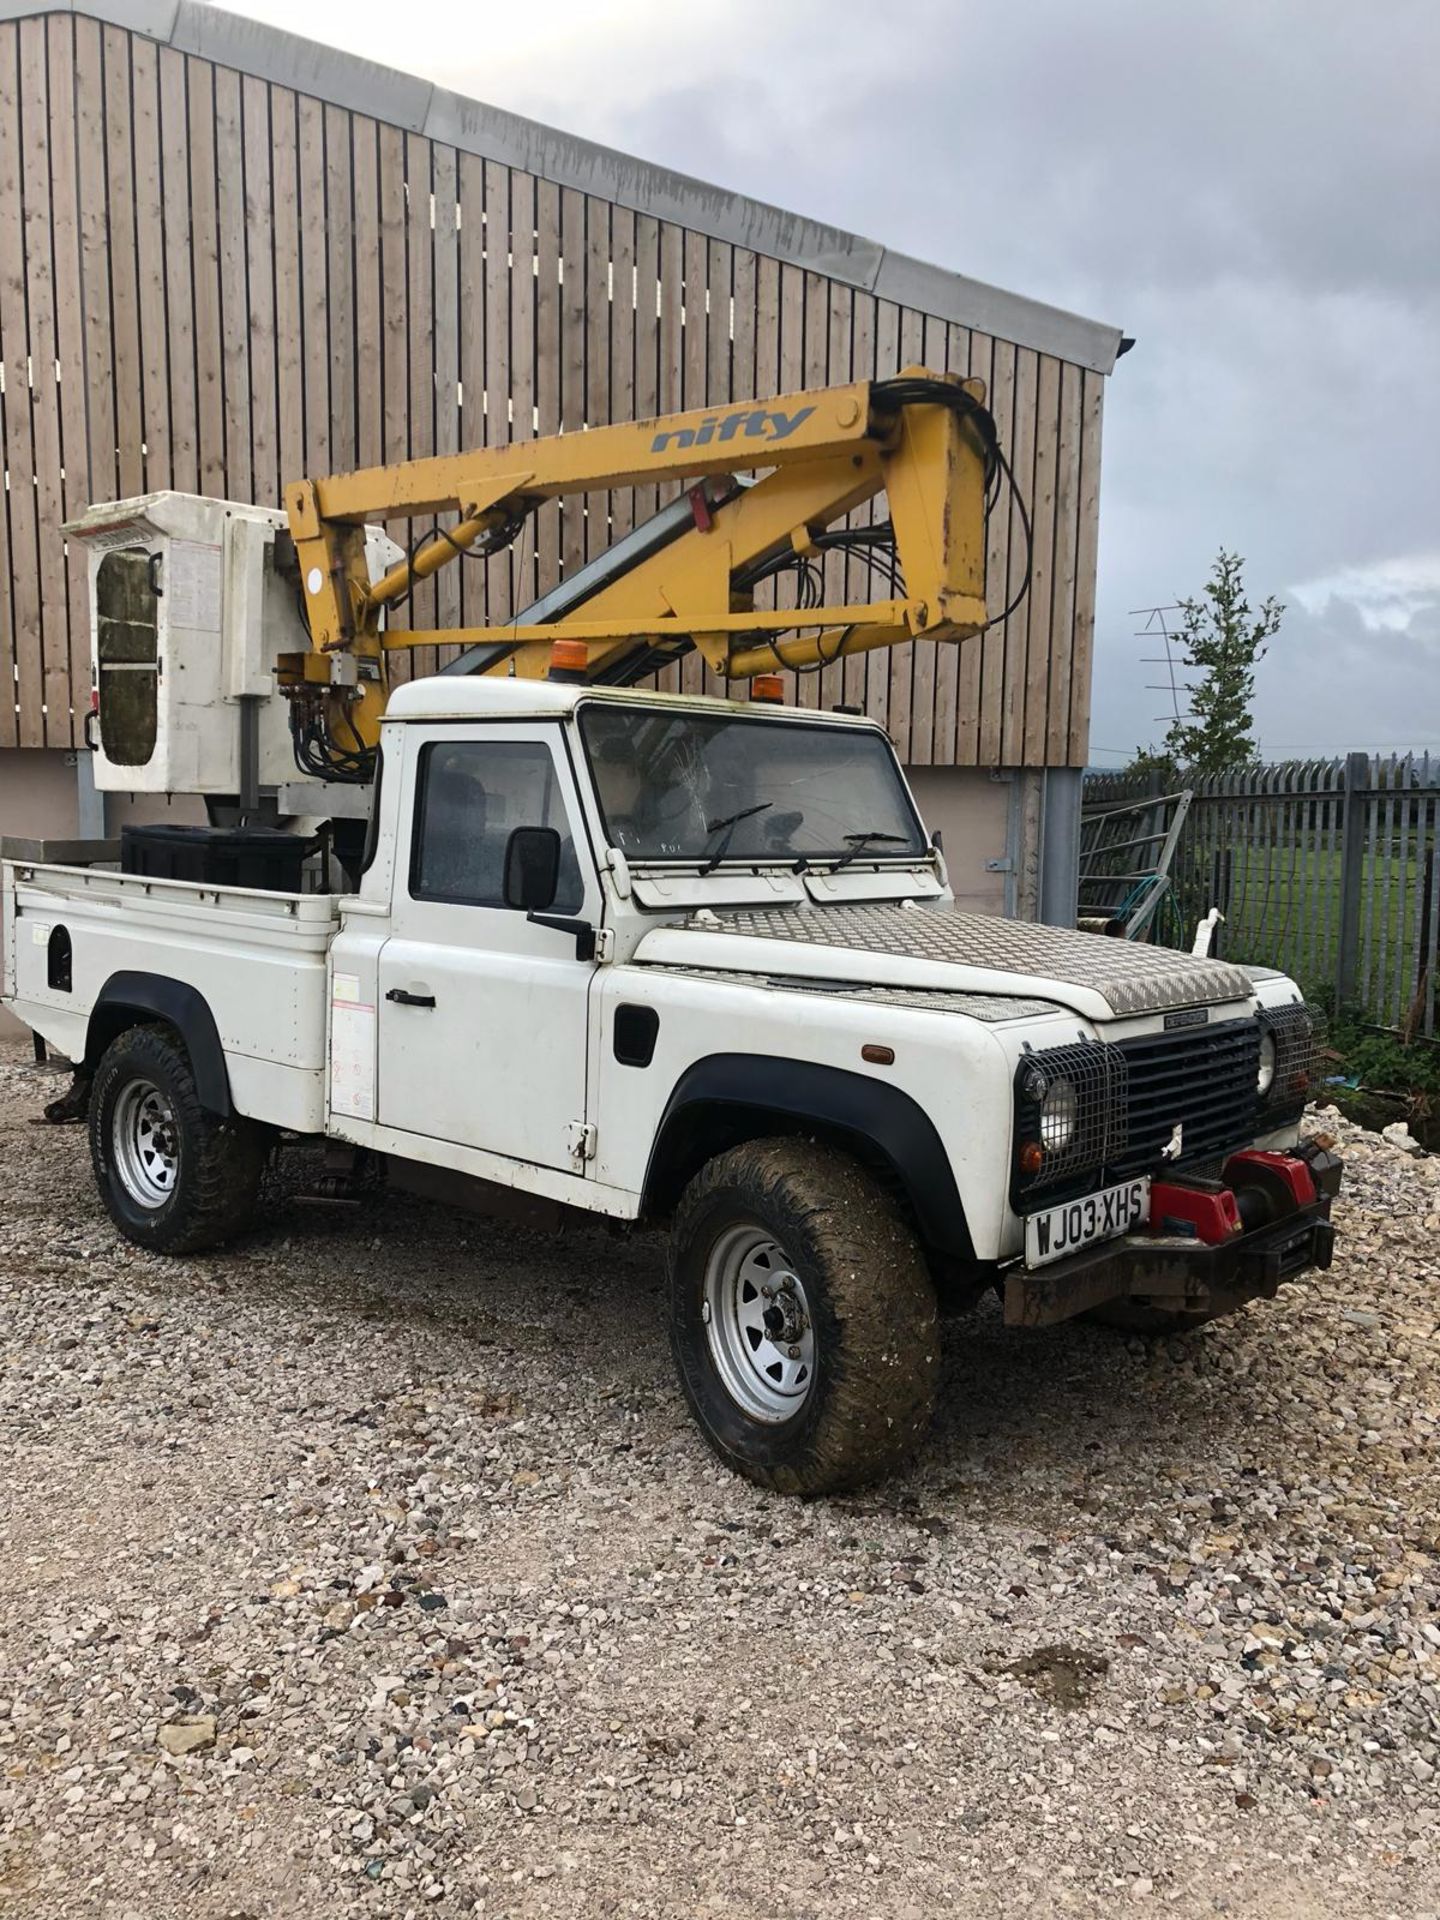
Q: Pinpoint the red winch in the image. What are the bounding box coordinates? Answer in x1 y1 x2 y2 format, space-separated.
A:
1150 1149 1319 1246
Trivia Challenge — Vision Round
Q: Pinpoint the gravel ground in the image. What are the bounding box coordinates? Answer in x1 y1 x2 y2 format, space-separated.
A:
0 1043 1437 1919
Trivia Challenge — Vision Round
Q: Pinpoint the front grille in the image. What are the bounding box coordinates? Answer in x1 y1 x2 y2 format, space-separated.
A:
1110 1020 1261 1176
1014 1013 1307 1211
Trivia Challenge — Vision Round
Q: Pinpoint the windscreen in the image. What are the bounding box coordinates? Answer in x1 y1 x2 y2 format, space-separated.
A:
579 705 926 866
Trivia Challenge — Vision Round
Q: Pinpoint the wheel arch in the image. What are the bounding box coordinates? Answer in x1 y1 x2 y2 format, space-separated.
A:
84 973 232 1117
642 1053 975 1261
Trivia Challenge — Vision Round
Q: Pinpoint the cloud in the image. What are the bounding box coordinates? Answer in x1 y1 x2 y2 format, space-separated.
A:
1290 556 1440 635
1248 591 1440 757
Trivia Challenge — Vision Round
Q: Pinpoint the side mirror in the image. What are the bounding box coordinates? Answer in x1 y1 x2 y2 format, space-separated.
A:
503 825 561 912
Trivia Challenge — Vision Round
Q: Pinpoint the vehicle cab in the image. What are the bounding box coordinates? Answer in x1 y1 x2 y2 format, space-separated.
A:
324 674 950 1183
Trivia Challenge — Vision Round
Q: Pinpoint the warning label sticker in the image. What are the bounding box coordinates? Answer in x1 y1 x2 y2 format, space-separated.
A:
168 540 223 632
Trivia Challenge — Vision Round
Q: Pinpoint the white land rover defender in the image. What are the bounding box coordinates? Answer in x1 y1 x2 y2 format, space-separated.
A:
2 675 1341 1493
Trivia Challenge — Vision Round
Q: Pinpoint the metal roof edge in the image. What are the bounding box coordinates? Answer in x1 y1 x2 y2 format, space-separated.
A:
871 251 1123 378
0 0 1124 374
420 86 890 295
172 0 434 129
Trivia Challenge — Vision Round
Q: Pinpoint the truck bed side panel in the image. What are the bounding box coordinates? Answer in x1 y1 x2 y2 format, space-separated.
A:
1 863 334 1133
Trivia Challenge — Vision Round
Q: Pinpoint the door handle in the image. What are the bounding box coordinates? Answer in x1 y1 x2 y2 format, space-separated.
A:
385 987 436 1008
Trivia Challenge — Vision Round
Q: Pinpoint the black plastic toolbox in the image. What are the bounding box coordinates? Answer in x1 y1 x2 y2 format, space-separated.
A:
119 824 311 893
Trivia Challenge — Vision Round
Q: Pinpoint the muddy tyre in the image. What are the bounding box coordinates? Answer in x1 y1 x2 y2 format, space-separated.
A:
668 1139 940 1495
89 1025 268 1253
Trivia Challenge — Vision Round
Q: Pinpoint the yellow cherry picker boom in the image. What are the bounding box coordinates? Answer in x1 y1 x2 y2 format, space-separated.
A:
273 367 1027 786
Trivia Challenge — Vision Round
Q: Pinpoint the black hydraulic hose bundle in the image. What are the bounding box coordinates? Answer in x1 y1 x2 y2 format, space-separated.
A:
289 693 375 786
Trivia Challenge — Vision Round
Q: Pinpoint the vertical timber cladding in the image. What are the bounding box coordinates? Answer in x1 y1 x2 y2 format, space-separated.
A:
0 11 1105 764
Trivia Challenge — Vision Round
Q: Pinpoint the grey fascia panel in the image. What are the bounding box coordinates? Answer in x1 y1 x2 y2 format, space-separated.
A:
1 0 1123 374
169 0 433 129
873 251 1125 373
422 87 887 292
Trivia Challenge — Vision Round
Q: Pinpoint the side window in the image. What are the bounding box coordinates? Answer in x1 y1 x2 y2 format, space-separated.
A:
411 738 584 911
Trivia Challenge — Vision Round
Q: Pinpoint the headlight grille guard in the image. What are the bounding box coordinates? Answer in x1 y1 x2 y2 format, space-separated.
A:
1258 1001 1319 1121
1012 1039 1128 1198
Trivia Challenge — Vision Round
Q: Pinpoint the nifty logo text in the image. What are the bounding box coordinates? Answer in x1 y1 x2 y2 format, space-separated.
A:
650 406 815 454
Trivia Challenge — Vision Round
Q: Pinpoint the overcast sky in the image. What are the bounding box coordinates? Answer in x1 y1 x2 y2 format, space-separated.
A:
230 0 1439 763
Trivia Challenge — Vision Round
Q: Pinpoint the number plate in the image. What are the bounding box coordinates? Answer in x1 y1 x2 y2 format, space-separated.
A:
1024 1178 1151 1269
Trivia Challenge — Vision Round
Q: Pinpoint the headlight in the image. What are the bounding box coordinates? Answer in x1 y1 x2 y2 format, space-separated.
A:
1257 1029 1277 1096
1012 1039 1119 1193
1039 1076 1078 1152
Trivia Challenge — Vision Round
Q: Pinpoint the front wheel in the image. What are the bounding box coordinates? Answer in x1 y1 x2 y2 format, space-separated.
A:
89 1025 268 1252
668 1139 940 1495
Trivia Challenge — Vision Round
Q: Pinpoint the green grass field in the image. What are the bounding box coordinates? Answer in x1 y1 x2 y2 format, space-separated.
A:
1085 779 1440 1035
1158 838 1437 1030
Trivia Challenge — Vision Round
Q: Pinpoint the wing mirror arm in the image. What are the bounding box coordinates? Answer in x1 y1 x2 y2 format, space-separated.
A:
525 912 597 961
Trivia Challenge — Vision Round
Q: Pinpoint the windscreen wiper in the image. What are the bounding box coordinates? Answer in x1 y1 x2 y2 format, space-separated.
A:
698 801 772 875
828 829 912 874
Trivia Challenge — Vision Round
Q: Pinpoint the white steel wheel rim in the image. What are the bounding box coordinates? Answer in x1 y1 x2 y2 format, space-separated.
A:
702 1224 816 1423
112 1078 180 1209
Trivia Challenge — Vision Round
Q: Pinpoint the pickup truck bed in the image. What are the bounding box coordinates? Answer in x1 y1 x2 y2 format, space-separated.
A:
2 860 337 1133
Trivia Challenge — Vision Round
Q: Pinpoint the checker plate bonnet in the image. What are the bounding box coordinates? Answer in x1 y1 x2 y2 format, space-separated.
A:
636 904 1253 1019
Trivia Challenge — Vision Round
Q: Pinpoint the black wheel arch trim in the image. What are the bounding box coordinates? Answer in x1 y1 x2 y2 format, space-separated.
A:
644 1052 974 1260
85 973 232 1116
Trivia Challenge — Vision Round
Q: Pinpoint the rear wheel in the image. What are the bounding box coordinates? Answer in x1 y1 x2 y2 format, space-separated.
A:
89 1025 268 1252
668 1139 940 1495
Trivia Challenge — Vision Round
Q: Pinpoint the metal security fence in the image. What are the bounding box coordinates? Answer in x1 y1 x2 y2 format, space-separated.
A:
1084 755 1440 1038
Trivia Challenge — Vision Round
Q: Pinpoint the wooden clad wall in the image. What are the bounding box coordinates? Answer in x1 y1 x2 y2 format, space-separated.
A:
0 12 1103 765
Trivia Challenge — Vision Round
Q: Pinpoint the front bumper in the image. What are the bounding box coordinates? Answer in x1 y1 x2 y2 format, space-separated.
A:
1003 1149 1342 1330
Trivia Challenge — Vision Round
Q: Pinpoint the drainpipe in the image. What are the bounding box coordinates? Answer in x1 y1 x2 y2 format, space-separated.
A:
75 745 107 841
1039 767 1083 929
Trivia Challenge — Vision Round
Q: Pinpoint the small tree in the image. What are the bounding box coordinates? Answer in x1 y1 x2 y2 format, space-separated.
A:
1164 550 1283 775
1122 742 1180 783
